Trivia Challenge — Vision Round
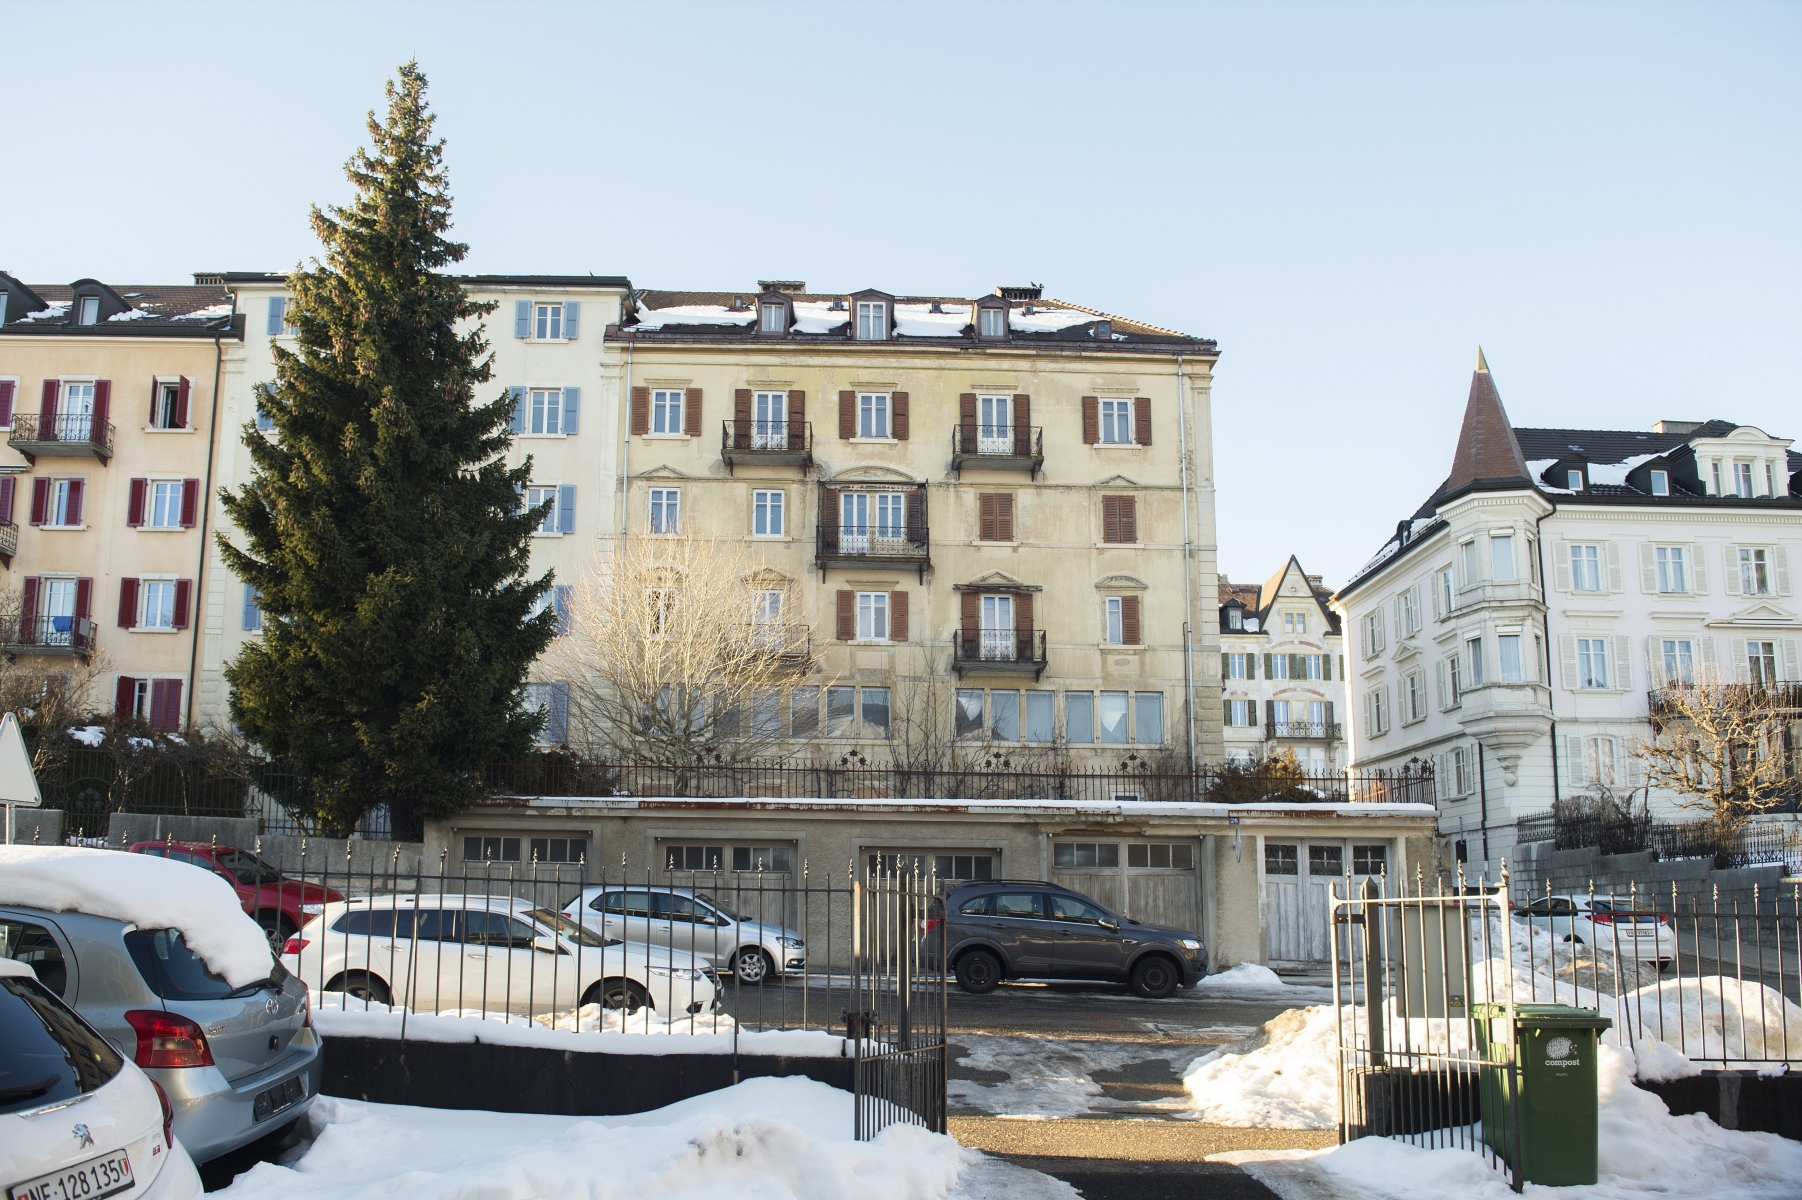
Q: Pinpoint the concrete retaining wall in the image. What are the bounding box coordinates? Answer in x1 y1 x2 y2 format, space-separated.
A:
1637 1070 1802 1140
2 807 63 845
97 813 427 876
1514 842 1790 911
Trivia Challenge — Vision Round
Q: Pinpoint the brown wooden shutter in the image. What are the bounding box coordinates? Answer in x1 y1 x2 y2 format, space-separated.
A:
892 391 909 440
889 591 909 642
820 487 840 552
961 591 979 650
836 591 855 640
630 387 649 435
1013 394 1030 454
905 488 925 543
1102 496 1121 543
1119 496 1138 543
959 393 977 447
1015 591 1032 634
996 493 1014 541
839 390 855 439
1121 594 1141 645
1134 396 1152 445
1082 395 1099 445
684 387 702 436
979 493 998 541
118 578 139 629
788 390 806 449
733 388 751 446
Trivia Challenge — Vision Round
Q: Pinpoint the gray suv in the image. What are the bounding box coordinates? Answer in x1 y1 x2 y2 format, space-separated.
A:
939 880 1207 998
0 906 321 1164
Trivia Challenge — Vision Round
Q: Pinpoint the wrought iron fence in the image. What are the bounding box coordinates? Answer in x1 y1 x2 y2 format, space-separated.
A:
1513 808 1801 870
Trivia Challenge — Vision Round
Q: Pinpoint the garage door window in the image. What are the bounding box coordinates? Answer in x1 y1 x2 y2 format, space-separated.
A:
1265 844 1299 875
1053 842 1120 868
1353 844 1388 875
666 845 724 871
528 837 587 865
1309 845 1343 876
464 836 521 863
1126 843 1193 870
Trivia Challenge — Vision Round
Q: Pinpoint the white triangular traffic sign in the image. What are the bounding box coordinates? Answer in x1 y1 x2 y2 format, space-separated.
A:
0 713 42 807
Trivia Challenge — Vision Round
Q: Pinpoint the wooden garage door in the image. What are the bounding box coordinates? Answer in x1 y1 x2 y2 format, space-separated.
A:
1050 839 1200 934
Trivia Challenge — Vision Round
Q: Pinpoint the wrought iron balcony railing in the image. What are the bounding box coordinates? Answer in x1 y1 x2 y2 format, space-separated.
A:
1265 720 1342 741
744 622 812 661
0 522 16 563
951 424 1044 477
5 615 97 655
721 420 813 474
8 414 116 463
952 629 1048 680
1648 683 1802 716
816 489 931 581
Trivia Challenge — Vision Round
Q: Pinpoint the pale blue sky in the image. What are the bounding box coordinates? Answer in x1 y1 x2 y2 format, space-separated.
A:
3 1 1797 588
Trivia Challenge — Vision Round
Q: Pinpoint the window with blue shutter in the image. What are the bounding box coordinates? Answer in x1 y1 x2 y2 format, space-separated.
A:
266 297 285 337
557 485 576 534
255 384 275 432
508 385 525 434
514 300 530 339
242 584 261 631
563 302 579 340
554 584 572 636
562 387 579 434
547 682 570 743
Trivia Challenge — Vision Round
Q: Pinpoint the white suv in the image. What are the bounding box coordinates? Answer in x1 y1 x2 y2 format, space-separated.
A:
283 895 719 1017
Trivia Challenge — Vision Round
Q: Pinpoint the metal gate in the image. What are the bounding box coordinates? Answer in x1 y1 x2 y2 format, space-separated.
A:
849 868 948 1140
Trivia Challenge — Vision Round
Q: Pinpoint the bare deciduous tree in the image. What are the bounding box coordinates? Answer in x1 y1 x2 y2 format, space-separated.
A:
549 531 825 773
0 588 115 774
1635 672 1799 840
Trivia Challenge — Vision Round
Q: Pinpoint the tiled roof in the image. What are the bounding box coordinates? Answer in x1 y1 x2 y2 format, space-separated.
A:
4 282 235 333
1512 421 1739 464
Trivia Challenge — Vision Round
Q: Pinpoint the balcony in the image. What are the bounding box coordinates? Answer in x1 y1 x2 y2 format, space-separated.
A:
1649 683 1802 718
8 414 115 464
721 420 813 475
953 629 1048 680
816 488 931 581
951 424 1043 478
1265 720 1342 741
744 622 812 669
0 522 15 565
4 615 97 657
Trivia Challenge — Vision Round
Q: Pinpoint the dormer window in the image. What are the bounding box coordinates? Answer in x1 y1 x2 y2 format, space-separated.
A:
1226 608 1242 630
980 307 1005 338
856 301 887 341
1734 462 1753 498
1567 469 1584 491
1650 469 1669 496
77 297 100 326
760 303 786 334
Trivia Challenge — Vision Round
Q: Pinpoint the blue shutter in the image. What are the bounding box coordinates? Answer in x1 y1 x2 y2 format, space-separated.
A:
266 297 285 337
255 384 275 432
242 584 261 631
558 485 576 534
563 301 579 340
508 385 525 434
514 483 525 514
514 300 530 339
561 387 579 435
548 682 570 743
554 584 572 636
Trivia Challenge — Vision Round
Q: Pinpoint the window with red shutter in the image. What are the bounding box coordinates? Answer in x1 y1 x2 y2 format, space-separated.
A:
127 478 147 527
173 580 191 630
115 676 138 718
180 479 199 528
117 578 139 629
0 476 13 527
0 379 15 428
149 679 182 732
28 479 48 526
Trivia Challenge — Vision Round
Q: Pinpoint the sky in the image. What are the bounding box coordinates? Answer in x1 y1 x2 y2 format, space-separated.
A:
2 0 1797 589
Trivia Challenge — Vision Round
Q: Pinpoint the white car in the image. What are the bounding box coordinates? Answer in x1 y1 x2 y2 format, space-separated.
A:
1517 894 1677 967
1 958 202 1200
283 894 720 1017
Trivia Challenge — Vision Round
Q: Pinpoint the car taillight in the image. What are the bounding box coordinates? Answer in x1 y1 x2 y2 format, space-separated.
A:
125 1010 214 1069
283 936 310 956
925 918 944 933
1590 913 1613 925
150 1079 174 1149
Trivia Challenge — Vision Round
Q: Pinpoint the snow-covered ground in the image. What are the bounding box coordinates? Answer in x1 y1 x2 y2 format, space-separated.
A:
950 1034 1232 1119
1182 1005 1342 1128
214 1076 1073 1200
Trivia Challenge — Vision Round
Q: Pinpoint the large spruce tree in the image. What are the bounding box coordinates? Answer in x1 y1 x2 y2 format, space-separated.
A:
221 63 554 837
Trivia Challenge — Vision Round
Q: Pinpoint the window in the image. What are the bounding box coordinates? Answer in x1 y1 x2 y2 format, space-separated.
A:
44 478 83 527
1362 611 1384 657
751 391 788 447
1098 398 1133 444
143 479 183 530
979 307 1005 337
1226 608 1242 630
751 591 783 650
1403 671 1425 722
1460 540 1479 585
1577 637 1609 689
1295 611 1307 634
753 490 785 536
977 395 1012 450
861 686 891 739
78 296 99 325
1749 641 1778 688
1055 843 1120 868
1125 843 1194 870
1582 736 1619 787
1466 637 1484 686
1227 699 1252 727
857 392 890 438
1567 469 1584 491
826 686 857 737
856 591 889 641
1661 639 1694 685
1711 461 1722 494
1734 462 1754 498
1739 547 1770 595
1271 654 1290 680
1449 653 1463 704
534 303 563 340
1098 691 1129 744
140 580 177 630
1134 692 1164 744
1499 634 1522 682
1105 596 1124 645
790 686 820 737
1438 567 1454 615
522 682 570 743
856 301 887 341
650 389 684 434
980 594 1014 658
760 303 785 334
1656 545 1687 593
648 488 679 534
1100 495 1137 543
1307 845 1343 876
990 690 1020 741
1570 544 1602 592
1025 692 1055 743
1650 469 1670 496
528 388 564 435
1264 844 1298 876
647 588 676 637
526 485 563 534
1227 652 1247 679
529 838 587 865
811 685 889 739
1490 534 1516 581
241 583 261 632
1352 844 1387 875
1453 747 1472 795
1305 654 1323 680
1766 463 1777 496
1066 692 1094 743
955 689 984 740
152 380 184 429
464 836 521 863
125 677 182 727
977 492 1015 541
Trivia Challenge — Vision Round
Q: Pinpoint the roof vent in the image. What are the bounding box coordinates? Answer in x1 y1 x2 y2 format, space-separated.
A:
1652 420 1703 435
929 300 943 313
192 272 223 287
729 296 749 311
998 284 1043 301
1093 320 1111 337
1023 303 1035 315
758 280 805 295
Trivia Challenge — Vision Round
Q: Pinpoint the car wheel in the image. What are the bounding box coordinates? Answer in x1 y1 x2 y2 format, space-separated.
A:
732 947 773 985
955 950 1002 995
330 971 391 1005
257 910 295 955
598 979 651 1013
1131 956 1179 999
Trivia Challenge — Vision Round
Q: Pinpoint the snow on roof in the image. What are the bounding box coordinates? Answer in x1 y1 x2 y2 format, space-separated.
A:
632 303 756 330
106 309 154 322
18 302 70 322
1009 306 1099 333
170 303 234 321
893 303 970 337
480 794 1435 821
789 301 848 335
1588 453 1661 486
1525 460 1576 492
0 845 273 986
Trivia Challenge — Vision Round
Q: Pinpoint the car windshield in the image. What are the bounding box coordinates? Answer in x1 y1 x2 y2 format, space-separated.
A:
215 849 284 885
693 894 739 922
0 975 123 1114
526 909 607 947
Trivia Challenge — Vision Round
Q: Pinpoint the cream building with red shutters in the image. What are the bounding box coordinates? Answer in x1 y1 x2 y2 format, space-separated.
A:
612 281 1222 764
0 271 241 729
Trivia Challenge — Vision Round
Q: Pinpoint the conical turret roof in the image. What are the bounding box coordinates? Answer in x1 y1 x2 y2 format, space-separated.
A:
1445 348 1530 493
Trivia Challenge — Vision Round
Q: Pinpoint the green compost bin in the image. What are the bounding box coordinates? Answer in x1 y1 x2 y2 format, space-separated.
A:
1472 1002 1613 1187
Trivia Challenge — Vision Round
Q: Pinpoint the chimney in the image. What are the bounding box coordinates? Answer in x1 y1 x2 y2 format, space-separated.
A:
758 280 805 295
997 284 1043 301
1652 420 1703 435
192 272 224 287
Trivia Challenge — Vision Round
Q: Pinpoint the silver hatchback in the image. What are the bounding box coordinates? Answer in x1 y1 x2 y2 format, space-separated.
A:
0 905 321 1164
562 886 807 984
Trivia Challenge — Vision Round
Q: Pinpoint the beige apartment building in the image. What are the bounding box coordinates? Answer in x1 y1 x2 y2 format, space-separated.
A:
606 282 1224 765
0 272 241 728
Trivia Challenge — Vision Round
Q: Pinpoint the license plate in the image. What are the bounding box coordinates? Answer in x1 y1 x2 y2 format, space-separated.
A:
253 1075 306 1124
9 1147 134 1200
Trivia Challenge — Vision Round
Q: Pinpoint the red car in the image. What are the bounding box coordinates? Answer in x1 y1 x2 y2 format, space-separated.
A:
128 840 342 952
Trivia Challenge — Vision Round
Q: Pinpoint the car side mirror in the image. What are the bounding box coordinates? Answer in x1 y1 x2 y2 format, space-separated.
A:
533 935 563 955
1100 918 1119 931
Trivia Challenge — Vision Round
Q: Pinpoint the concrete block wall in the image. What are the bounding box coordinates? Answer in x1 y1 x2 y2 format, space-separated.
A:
3 808 64 845
1513 841 1791 912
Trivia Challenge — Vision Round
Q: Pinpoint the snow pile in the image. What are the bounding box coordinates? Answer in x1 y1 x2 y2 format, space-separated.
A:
1009 306 1099 333
1631 1037 1701 1082
309 993 847 1057
19 302 69 322
1182 1005 1341 1128
0 845 272 986
66 726 105 747
893 303 970 337
171 303 234 321
1615 975 1802 1066
632 303 756 330
950 1035 1214 1119
790 301 850 334
1587 454 1662 486
106 308 153 322
214 1076 985 1200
